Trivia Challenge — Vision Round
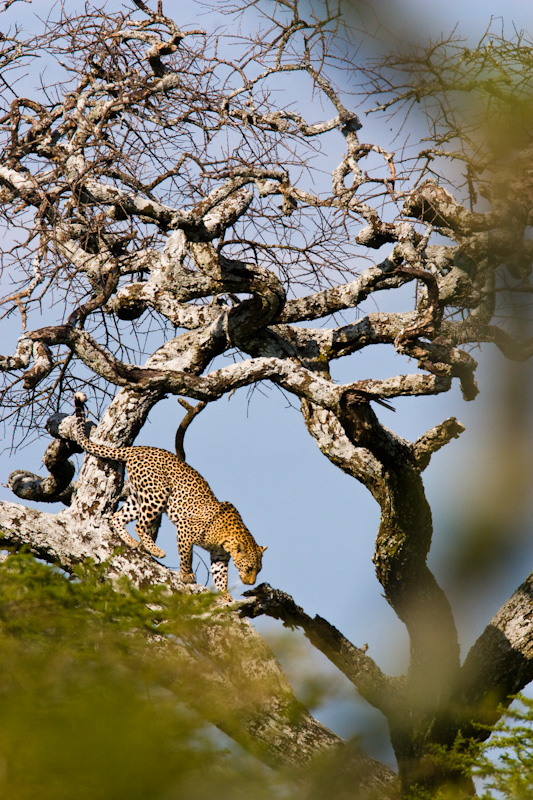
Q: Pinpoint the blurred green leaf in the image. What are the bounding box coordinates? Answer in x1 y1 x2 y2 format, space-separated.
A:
0 553 285 800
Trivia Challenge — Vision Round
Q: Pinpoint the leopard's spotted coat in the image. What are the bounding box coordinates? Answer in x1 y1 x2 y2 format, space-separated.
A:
74 393 266 592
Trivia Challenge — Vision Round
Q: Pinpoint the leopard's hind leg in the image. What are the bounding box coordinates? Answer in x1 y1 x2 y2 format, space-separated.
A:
111 492 166 559
110 493 141 550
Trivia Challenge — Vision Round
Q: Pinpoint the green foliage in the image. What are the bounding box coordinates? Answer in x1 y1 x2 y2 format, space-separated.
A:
473 695 533 800
0 553 390 800
403 696 533 800
0 553 284 800
0 553 376 800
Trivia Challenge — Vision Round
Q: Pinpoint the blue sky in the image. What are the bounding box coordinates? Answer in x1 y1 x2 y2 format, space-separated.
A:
0 0 532 759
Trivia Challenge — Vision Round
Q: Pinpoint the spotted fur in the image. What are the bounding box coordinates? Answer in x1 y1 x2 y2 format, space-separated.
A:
74 392 266 592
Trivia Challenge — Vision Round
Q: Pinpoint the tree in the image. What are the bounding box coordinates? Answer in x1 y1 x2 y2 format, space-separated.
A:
0 1 532 797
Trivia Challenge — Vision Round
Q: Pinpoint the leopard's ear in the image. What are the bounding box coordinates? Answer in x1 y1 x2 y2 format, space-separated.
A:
259 545 268 553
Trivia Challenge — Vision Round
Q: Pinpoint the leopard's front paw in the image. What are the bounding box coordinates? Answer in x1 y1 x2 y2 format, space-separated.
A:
179 570 196 585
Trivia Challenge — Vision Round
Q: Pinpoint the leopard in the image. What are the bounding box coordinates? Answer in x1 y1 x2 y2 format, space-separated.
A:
73 392 266 593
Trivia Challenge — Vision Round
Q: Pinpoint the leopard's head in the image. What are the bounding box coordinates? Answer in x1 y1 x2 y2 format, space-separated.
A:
215 503 267 585
232 539 267 585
